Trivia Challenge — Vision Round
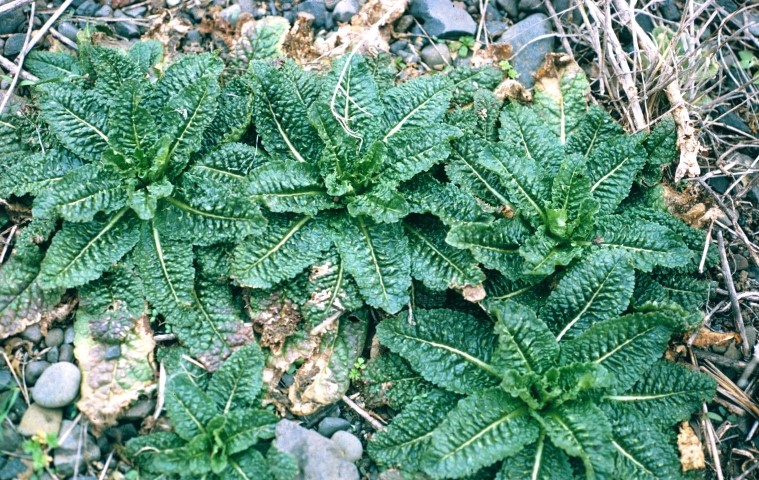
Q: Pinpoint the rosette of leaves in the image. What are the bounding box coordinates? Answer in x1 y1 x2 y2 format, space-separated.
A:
369 301 716 479
440 54 714 317
0 36 263 365
126 343 297 480
233 55 502 314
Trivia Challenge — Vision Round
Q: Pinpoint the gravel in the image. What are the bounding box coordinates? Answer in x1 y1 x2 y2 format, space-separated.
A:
420 43 452 69
497 13 555 88
45 328 64 348
409 0 477 39
32 362 81 408
274 419 359 480
317 416 352 437
331 430 363 462
21 324 42 343
24 360 50 385
17 403 62 437
332 0 359 23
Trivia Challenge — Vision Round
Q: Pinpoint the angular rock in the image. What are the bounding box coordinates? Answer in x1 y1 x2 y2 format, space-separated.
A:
497 13 554 88
409 0 477 39
18 404 62 437
274 420 359 480
32 362 81 408
76 0 99 16
0 9 25 35
95 5 114 17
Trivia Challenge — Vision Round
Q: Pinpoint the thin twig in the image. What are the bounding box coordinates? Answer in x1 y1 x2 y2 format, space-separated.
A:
717 231 750 359
341 395 385 432
0 0 33 16
23 0 75 57
0 0 34 117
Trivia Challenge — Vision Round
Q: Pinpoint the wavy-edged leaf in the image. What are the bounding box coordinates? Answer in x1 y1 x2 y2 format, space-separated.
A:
484 272 544 308
222 409 277 455
519 229 582 278
126 432 186 475
382 125 462 185
633 272 711 311
423 388 539 479
594 216 692 272
489 300 558 376
146 53 224 111
566 106 624 159
405 217 484 291
369 390 459 470
376 309 499 393
532 59 588 144
381 75 453 141
549 155 598 239
640 117 677 185
225 449 271 480
38 209 140 289
361 352 435 409
33 164 130 222
496 434 572 480
333 215 411 313
248 160 332 215
561 312 678 393
541 249 635 341
107 79 156 158
25 50 83 80
446 219 530 277
402 173 487 226
208 343 265 413
542 401 614 478
200 77 255 152
164 373 218 440
0 149 83 198
155 191 266 246
232 214 332 289
587 135 646 215
447 65 503 105
0 242 61 340
604 361 715 427
128 40 163 72
87 46 144 102
299 250 363 330
499 101 564 176
132 222 195 315
38 83 109 161
603 407 682 480
479 143 550 224
250 60 321 163
447 136 511 209
347 184 410 223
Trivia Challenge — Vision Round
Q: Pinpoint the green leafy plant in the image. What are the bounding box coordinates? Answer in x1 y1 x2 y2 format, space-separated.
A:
498 60 518 79
22 432 58 473
449 36 476 58
126 343 297 479
349 357 366 381
369 302 715 478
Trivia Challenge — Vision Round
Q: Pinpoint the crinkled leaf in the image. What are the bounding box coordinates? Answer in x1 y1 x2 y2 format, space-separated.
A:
376 309 499 393
299 251 363 330
381 75 453 141
347 184 410 223
446 136 511 209
165 373 219 440
208 343 265 413
402 174 487 226
423 388 538 479
24 50 84 80
128 40 163 72
381 125 462 185
549 155 598 239
248 160 333 215
221 409 277 455
0 149 83 198
107 79 156 159
633 272 711 311
532 58 588 144
499 101 564 176
541 249 635 341
448 65 503 105
201 77 255 152
496 434 572 480
587 136 647 215
446 219 530 277
519 229 582 278
361 352 435 409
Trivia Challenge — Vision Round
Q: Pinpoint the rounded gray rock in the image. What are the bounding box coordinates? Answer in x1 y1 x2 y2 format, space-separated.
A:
420 43 452 69
332 430 363 462
45 328 64 348
32 362 81 408
318 416 351 437
59 344 74 363
64 326 75 344
497 13 554 88
21 324 42 343
409 0 476 39
24 361 50 385
332 0 359 23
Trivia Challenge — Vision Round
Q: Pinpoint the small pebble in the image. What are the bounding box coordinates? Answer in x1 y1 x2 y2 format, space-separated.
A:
75 0 99 16
0 423 21 451
395 14 415 33
17 403 62 437
32 362 81 408
389 40 408 55
46 346 60 363
24 361 50 385
420 43 452 69
220 4 241 27
0 369 11 390
185 29 202 44
122 398 155 421
95 5 113 17
59 344 74 363
331 430 363 462
124 5 147 17
113 10 141 38
21 324 42 343
332 0 359 23
318 416 352 437
733 254 749 271
239 0 255 14
45 328 64 348
64 326 75 344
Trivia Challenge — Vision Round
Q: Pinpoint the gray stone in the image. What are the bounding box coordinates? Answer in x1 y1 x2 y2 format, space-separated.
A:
733 254 749 271
0 369 11 390
76 0 99 16
45 328 64 348
114 11 141 38
420 43 451 69
658 0 680 21
331 430 363 462
21 324 42 343
0 9 25 35
389 40 409 55
64 326 75 344
56 21 79 42
484 3 501 21
239 0 255 13
332 0 359 23
122 398 155 421
325 0 339 10
496 0 518 19
166 0 181 6
0 424 21 451
318 416 351 437
294 0 332 30
518 0 543 12
400 51 421 65
186 29 202 43
497 13 554 88
220 4 241 27
17 404 62 437
59 344 74 363
54 420 101 476
125 5 147 17
46 347 59 364
395 14 415 33
725 343 741 361
409 0 477 39
746 326 757 348
274 420 359 480
95 5 114 17
0 458 26 480
32 362 81 408
486 20 509 37
24 361 50 385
